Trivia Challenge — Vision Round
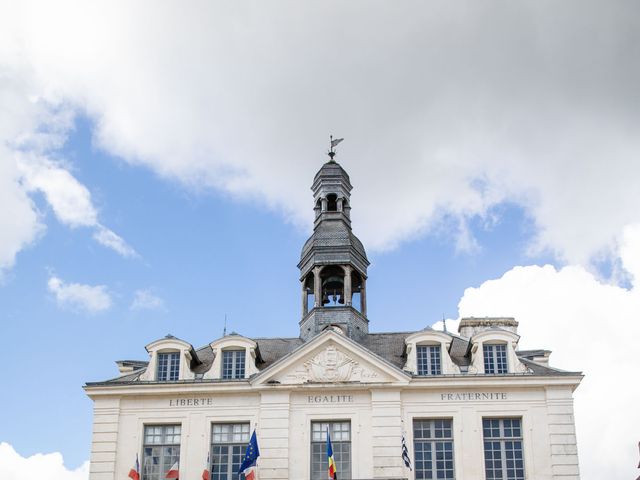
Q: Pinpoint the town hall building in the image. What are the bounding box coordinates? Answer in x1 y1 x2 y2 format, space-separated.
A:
85 154 583 480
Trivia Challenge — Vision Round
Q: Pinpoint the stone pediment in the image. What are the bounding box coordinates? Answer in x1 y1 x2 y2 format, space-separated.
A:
251 331 410 386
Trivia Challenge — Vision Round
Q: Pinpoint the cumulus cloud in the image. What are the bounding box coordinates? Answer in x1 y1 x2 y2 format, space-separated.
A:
130 288 166 311
0 443 88 480
0 24 135 273
0 149 43 275
18 156 98 228
457 225 640 479
47 275 112 313
2 1 639 265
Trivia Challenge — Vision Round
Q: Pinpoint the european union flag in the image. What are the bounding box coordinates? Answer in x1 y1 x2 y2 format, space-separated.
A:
239 430 260 476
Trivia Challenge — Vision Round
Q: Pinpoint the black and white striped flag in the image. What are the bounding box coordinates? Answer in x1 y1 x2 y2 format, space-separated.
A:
401 434 412 470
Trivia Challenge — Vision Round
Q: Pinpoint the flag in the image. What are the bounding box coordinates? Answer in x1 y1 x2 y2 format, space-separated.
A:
128 454 140 480
327 429 337 480
166 461 179 479
202 451 210 480
401 434 412 470
330 138 344 148
239 430 260 479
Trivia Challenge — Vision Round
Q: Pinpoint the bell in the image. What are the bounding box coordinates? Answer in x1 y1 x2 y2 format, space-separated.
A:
322 292 329 305
332 293 338 303
338 295 345 304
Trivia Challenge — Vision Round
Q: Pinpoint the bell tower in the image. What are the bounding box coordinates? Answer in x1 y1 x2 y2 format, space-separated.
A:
298 145 370 341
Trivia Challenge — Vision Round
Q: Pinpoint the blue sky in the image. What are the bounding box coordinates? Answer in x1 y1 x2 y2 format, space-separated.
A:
1 3 639 479
0 117 554 469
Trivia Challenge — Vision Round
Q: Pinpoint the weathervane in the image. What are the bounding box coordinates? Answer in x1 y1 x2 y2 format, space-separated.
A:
328 135 344 161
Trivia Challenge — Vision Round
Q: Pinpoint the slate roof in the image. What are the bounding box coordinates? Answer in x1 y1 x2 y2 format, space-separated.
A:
299 220 368 265
313 160 351 185
92 327 579 385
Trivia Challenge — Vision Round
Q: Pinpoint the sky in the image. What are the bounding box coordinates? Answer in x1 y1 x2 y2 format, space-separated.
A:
0 1 639 479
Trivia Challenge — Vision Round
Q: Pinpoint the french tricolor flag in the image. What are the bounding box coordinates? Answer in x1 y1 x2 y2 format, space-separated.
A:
166 461 179 479
128 454 140 480
202 451 210 480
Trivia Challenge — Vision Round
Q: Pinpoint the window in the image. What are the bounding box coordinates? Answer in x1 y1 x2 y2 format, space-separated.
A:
483 418 524 480
416 345 442 375
311 421 351 480
413 419 454 479
210 423 250 480
157 352 180 381
142 425 181 480
484 344 507 374
222 350 245 379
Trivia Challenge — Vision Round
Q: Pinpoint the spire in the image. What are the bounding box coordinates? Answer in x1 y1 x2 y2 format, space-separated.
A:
297 145 370 342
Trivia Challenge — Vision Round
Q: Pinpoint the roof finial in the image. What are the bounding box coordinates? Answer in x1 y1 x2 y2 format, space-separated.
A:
442 314 448 332
328 135 344 161
223 313 227 337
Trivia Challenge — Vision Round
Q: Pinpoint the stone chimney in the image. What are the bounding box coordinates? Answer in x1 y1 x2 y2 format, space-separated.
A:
458 317 518 338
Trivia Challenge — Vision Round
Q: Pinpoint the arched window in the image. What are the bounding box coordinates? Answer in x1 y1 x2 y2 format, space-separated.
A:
326 194 338 211
321 265 344 306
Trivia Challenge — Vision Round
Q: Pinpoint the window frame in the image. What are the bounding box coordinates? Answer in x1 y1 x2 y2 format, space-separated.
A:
156 351 180 381
221 350 246 379
482 417 525 480
413 418 455 479
483 343 508 374
142 424 181 480
416 344 442 375
209 423 250 480
310 420 351 480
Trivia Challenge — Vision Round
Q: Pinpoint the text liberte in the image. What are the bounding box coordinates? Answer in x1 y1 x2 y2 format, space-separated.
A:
169 398 214 407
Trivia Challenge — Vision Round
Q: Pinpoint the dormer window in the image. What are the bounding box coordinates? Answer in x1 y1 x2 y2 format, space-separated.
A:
417 345 441 375
484 344 507 374
157 352 180 381
222 350 245 379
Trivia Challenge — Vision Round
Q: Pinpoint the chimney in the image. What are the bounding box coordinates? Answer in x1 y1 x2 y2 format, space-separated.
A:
458 317 518 338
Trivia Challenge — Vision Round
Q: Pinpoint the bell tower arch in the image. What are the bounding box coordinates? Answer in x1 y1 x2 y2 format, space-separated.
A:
298 149 370 341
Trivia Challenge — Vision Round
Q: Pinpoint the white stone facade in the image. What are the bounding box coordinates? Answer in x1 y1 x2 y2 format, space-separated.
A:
85 330 581 480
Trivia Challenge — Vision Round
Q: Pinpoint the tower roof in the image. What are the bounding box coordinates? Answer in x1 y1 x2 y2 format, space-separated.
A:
298 158 368 278
312 160 352 190
298 219 369 278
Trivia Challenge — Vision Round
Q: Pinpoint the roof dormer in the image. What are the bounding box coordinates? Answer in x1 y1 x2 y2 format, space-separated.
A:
138 334 199 382
403 328 461 375
203 334 261 380
468 329 529 375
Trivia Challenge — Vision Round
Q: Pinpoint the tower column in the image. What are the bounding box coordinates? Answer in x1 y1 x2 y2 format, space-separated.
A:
313 266 322 308
361 277 367 316
301 280 308 316
321 198 328 212
343 265 353 306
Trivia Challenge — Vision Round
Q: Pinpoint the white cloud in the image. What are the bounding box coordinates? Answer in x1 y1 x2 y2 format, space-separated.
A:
0 443 88 480
93 225 138 258
3 1 640 265
131 288 166 311
47 275 112 313
457 227 640 479
18 156 97 227
0 29 134 271
0 149 43 275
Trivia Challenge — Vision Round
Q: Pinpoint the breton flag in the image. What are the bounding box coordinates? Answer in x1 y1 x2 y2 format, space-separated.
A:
128 454 140 480
239 430 260 479
330 137 344 148
401 434 412 471
202 451 210 480
327 429 337 480
166 461 179 479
